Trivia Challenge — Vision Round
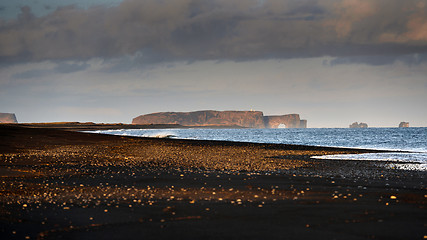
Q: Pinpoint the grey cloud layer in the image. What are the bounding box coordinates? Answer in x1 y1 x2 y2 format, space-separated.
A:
1 0 427 63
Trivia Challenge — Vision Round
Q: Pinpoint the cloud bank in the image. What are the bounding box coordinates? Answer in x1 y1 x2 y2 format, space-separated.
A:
1 0 427 64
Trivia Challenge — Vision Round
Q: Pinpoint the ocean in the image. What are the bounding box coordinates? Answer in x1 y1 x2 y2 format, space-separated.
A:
89 127 427 171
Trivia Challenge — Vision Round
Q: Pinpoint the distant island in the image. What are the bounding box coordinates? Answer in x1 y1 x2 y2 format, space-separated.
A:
349 122 368 128
399 122 409 128
132 110 307 128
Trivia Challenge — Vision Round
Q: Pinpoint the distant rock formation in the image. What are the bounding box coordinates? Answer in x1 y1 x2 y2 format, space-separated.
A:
0 113 17 123
263 114 302 128
132 110 306 128
399 122 409 128
299 119 308 128
349 122 368 128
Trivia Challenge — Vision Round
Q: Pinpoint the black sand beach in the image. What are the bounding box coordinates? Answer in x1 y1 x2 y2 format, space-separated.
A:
0 124 425 239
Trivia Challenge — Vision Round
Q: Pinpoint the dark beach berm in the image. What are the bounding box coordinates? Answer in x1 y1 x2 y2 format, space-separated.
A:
0 124 425 239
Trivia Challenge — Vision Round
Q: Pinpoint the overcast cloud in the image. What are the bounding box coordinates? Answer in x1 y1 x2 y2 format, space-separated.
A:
1 0 427 64
0 0 426 127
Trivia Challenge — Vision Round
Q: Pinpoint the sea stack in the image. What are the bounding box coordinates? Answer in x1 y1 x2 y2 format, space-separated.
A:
0 113 18 123
349 122 368 128
399 122 409 128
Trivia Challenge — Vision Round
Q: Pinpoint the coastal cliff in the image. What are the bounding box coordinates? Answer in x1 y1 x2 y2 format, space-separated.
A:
132 110 306 128
0 113 17 123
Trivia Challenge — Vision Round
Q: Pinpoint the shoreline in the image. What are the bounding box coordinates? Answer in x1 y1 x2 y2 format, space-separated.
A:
87 127 422 157
0 122 249 131
0 125 425 239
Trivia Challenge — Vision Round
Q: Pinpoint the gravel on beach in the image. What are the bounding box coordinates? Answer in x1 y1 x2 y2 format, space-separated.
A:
0 125 425 240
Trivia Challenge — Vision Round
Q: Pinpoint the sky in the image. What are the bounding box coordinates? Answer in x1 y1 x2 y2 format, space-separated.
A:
0 0 426 128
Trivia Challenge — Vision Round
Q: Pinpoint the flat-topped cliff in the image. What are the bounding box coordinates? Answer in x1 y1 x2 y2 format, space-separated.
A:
132 110 306 128
133 110 265 128
0 113 18 123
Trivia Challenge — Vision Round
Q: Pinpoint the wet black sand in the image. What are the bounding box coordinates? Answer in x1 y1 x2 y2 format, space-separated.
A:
0 125 426 239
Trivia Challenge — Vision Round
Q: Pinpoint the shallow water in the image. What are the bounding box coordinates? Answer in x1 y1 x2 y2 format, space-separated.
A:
89 127 427 171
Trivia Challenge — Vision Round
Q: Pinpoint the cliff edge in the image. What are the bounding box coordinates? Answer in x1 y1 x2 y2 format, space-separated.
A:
0 113 18 123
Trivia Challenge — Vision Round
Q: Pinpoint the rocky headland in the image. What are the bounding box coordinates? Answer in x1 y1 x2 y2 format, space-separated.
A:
132 110 307 128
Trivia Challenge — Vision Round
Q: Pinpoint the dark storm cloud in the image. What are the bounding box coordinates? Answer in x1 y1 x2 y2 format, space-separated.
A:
1 0 427 64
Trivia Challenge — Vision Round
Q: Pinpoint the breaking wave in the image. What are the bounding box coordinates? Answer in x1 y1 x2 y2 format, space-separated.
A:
88 129 176 139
